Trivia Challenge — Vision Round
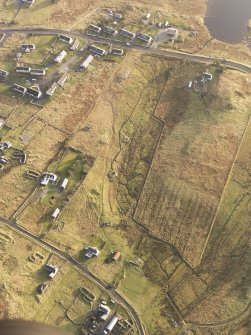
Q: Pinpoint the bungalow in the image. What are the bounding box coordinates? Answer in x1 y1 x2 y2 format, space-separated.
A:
51 208 60 220
57 73 69 87
46 82 58 97
80 54 94 69
40 172 58 186
58 34 73 44
54 50 67 63
30 69 46 76
16 66 31 73
119 28 136 39
88 24 102 33
12 84 27 95
85 246 100 258
26 87 42 99
88 45 106 56
166 27 178 37
70 39 80 51
0 69 9 78
103 26 118 36
44 264 59 279
137 32 153 43
59 177 68 191
112 48 124 56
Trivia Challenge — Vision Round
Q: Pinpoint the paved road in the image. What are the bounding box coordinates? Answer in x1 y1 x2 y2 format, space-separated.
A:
0 217 145 335
0 28 251 74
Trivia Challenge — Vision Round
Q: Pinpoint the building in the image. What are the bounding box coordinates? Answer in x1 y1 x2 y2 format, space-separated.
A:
57 73 69 87
85 246 100 258
16 66 31 73
204 72 213 81
137 32 153 43
145 12 151 20
12 84 27 95
59 178 68 191
70 39 80 51
80 54 94 69
119 29 136 40
30 69 46 76
46 82 58 97
37 283 48 294
88 45 106 56
54 50 67 63
113 12 123 20
103 316 118 335
21 0 35 7
0 141 11 151
0 156 8 164
166 27 178 37
51 208 60 220
112 251 121 261
111 48 124 56
40 172 58 186
44 264 59 279
103 26 118 36
0 69 9 78
58 34 73 44
26 87 42 99
98 304 111 321
188 81 193 88
0 119 5 129
21 43 35 51
88 24 102 33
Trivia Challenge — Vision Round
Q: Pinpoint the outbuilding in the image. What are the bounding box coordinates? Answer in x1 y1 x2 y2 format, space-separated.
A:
51 208 60 220
54 50 67 63
57 73 69 87
46 82 58 96
80 54 94 69
59 178 68 191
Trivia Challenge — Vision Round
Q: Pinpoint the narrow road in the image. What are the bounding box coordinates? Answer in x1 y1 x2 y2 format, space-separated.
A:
0 218 145 335
0 28 250 73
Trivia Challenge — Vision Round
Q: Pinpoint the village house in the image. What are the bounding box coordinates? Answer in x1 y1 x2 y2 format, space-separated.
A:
16 66 31 74
21 44 35 52
58 34 73 44
12 84 27 95
119 28 136 39
80 54 94 69
30 69 46 76
40 172 58 186
88 45 106 56
54 50 67 63
26 87 42 99
103 26 118 36
98 303 111 321
85 246 100 258
137 32 153 43
0 69 9 79
88 24 102 33
166 27 179 37
44 264 59 279
112 48 124 56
